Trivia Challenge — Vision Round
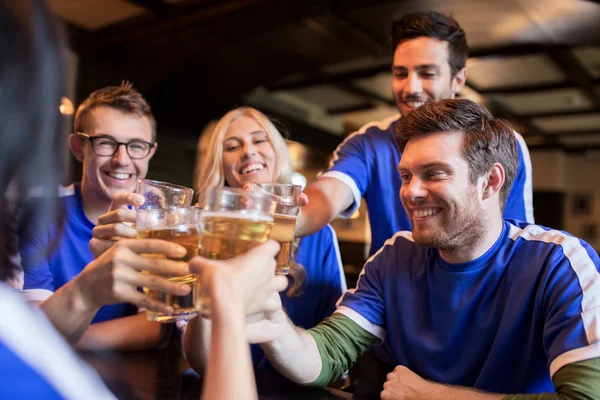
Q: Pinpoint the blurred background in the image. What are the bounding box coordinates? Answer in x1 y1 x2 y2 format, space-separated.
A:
51 0 600 276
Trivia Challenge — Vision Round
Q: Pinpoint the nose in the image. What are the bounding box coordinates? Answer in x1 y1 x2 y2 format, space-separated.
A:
402 176 427 203
404 71 423 95
242 142 257 159
111 143 131 165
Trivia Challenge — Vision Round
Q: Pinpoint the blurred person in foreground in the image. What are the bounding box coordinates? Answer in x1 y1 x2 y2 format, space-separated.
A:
90 106 347 375
295 11 534 255
0 1 283 399
248 99 600 399
17 82 169 350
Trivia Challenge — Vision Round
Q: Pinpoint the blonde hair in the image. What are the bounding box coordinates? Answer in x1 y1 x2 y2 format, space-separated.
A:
194 107 304 296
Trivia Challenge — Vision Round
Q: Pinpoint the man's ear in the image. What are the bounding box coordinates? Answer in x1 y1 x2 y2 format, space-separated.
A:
148 141 158 160
68 134 84 162
452 67 467 95
482 163 505 201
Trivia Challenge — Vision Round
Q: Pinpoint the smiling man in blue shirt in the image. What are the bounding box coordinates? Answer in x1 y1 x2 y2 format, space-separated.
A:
295 11 534 256
253 99 600 399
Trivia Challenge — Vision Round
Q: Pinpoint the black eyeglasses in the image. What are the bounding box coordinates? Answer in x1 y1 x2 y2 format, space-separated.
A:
76 132 155 159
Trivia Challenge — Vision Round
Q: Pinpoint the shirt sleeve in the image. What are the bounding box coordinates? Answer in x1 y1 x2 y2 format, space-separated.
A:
18 222 55 302
503 358 600 400
335 249 387 341
541 239 600 377
318 131 371 218
307 313 378 387
503 132 534 223
315 225 347 319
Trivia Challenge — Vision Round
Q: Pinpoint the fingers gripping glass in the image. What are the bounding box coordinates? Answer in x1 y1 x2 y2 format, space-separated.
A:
76 132 155 159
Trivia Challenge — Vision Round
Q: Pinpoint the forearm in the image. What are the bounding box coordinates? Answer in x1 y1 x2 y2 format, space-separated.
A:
75 313 165 351
40 282 99 344
182 315 212 374
504 358 600 400
295 178 353 237
202 299 257 400
260 310 323 384
401 359 600 400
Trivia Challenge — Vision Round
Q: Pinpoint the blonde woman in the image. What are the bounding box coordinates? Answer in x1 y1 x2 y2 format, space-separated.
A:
185 107 346 370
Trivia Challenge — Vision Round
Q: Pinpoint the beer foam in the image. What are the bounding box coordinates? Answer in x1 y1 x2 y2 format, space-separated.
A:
202 211 273 222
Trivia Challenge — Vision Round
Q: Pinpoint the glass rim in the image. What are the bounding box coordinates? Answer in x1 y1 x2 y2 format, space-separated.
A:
137 179 194 194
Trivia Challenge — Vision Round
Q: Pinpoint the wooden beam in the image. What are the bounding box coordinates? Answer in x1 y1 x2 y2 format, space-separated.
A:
547 49 600 110
327 102 375 115
267 61 391 91
123 0 174 16
517 108 598 119
486 99 545 136
472 80 580 95
335 82 395 107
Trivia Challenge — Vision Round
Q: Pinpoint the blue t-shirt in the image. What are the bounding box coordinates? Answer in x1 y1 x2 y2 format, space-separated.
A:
252 224 346 368
0 284 116 399
19 184 134 323
321 115 535 256
337 220 600 393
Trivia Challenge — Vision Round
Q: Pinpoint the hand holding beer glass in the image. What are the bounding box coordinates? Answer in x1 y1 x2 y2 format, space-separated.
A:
136 179 198 322
199 187 275 260
252 183 302 275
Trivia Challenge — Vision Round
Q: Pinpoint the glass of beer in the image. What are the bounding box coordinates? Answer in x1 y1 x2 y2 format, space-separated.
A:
252 183 302 275
199 187 275 261
136 179 197 323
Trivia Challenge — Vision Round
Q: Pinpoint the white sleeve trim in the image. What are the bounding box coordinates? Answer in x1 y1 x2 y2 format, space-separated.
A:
549 341 600 377
318 171 361 219
508 223 600 345
325 224 347 292
335 305 386 342
514 131 535 223
20 288 53 303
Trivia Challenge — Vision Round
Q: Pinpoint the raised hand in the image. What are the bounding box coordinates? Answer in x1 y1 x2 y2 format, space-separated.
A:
90 192 145 258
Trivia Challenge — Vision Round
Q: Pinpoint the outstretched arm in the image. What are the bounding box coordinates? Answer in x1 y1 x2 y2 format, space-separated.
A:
295 178 354 238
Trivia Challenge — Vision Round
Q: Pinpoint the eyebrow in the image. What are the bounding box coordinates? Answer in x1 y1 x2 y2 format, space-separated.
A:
90 133 149 142
392 64 440 71
398 162 452 172
223 130 267 142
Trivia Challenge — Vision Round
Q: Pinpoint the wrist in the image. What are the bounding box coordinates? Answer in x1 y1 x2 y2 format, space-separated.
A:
68 274 102 314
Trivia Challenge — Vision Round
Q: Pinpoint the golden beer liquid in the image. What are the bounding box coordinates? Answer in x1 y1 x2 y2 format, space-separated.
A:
138 226 199 322
199 213 273 260
269 213 297 274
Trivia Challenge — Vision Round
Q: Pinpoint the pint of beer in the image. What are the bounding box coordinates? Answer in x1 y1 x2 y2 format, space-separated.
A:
199 188 275 261
252 183 302 275
136 179 197 323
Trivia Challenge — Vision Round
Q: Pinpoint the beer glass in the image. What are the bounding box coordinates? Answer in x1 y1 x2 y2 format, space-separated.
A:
252 183 301 275
199 187 274 261
136 179 197 323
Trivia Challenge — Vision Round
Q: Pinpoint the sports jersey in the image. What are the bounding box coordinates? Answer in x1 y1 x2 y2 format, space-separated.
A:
0 283 116 399
252 224 346 368
336 219 600 393
321 115 534 255
19 184 134 323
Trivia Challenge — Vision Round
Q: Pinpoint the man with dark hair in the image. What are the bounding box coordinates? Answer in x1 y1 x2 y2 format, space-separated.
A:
253 99 600 398
19 82 162 350
295 11 534 255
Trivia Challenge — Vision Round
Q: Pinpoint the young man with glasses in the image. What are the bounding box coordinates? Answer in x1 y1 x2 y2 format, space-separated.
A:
19 83 162 350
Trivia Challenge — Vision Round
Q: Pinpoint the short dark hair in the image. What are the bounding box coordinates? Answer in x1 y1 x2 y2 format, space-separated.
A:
390 11 469 77
74 82 157 141
396 99 518 208
1 0 66 282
